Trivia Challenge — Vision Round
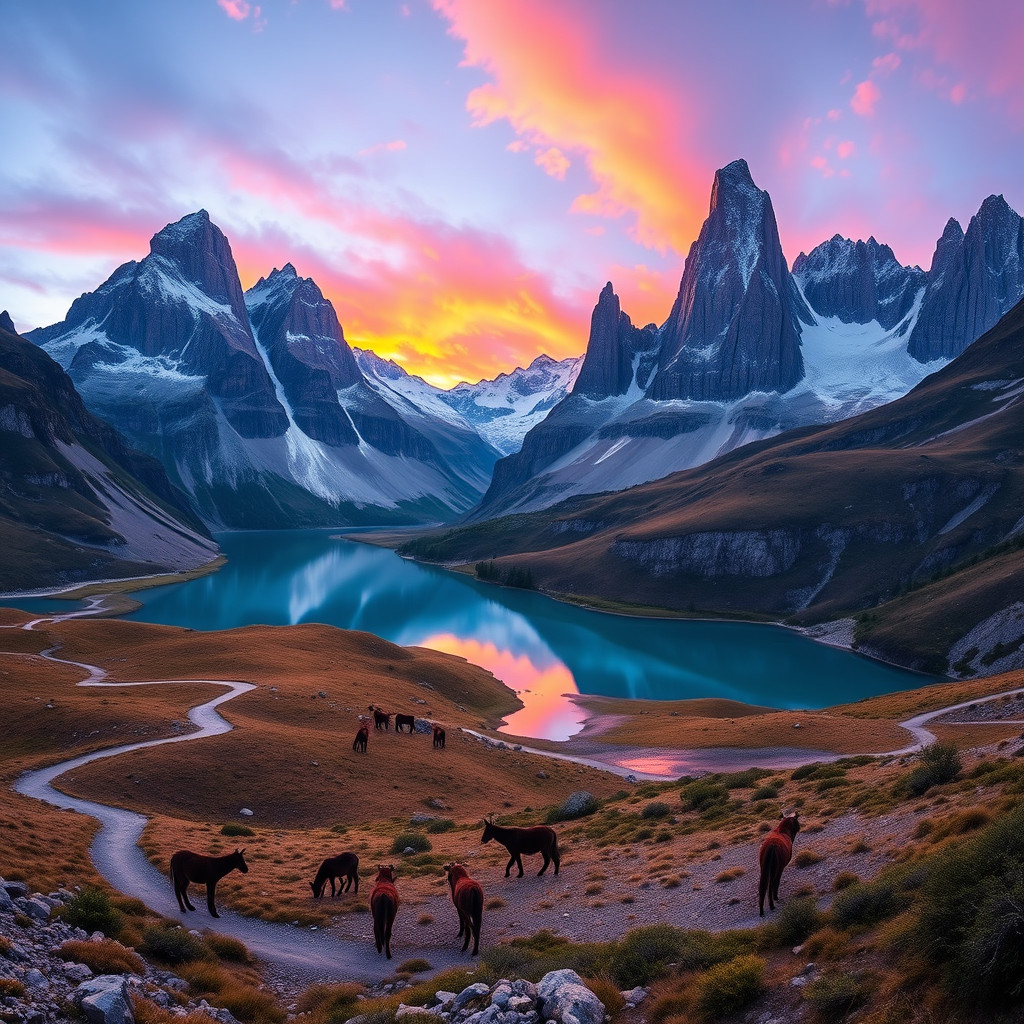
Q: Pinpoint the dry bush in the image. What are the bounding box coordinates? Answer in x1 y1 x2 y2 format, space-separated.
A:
486 897 506 910
417 913 434 926
203 932 251 963
833 871 860 891
582 973 626 1017
928 808 991 842
59 939 143 975
131 995 216 1024
802 926 849 961
714 867 745 883
0 978 26 998
794 850 823 868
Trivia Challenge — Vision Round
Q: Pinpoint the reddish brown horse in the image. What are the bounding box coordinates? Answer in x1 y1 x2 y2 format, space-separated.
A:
309 852 359 898
370 865 399 959
445 863 483 955
481 817 560 877
170 848 248 918
395 713 415 733
432 725 446 749
369 705 391 731
758 812 800 916
352 724 368 752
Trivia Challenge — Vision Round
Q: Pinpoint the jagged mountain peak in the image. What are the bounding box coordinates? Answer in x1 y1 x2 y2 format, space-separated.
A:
0 310 15 334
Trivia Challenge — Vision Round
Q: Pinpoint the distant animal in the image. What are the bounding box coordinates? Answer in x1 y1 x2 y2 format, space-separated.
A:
370 865 399 959
170 848 248 918
370 705 391 731
758 812 801 916
352 724 368 753
445 862 483 955
309 852 359 898
481 817 560 877
395 713 415 733
432 725 446 749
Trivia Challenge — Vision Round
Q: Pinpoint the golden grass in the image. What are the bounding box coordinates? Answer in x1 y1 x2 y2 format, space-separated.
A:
59 939 144 975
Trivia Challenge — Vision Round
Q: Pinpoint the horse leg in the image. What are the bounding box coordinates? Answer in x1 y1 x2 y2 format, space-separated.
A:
461 911 471 952
758 865 768 916
384 914 393 959
206 881 220 918
352 872 359 895
515 854 524 878
179 878 196 912
504 853 516 878
173 876 191 913
538 850 550 876
771 865 782 910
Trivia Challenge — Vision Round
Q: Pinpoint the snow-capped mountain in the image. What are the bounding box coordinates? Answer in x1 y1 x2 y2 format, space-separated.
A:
472 160 1024 521
0 311 217 592
354 348 582 456
29 212 499 528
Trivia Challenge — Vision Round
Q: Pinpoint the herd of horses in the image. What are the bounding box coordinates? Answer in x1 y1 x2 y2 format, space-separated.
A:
169 811 801 959
353 706 446 752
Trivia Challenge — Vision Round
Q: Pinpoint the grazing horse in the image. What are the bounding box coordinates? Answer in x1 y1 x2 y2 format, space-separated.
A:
444 863 483 955
352 724 368 753
395 713 415 733
170 848 248 918
369 705 391 731
481 817 560 877
758 812 801 916
369 865 399 959
432 725 446 749
309 852 359 898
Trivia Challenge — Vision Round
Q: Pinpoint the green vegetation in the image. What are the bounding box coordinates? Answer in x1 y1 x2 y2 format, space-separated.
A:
640 801 672 819
905 741 962 796
475 561 536 589
61 886 124 938
139 925 209 965
691 955 765 1020
390 832 432 854
802 971 870 1019
220 823 255 837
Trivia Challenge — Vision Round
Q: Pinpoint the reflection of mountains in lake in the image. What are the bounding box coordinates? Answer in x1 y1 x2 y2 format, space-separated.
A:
123 530 928 720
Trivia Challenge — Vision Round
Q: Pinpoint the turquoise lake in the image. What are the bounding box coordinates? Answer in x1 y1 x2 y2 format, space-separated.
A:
39 528 930 742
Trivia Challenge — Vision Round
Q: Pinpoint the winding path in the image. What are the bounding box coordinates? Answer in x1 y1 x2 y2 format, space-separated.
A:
6 603 465 985
5 600 1023 982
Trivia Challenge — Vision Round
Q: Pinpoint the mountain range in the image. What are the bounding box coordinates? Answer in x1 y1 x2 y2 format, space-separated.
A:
17 160 1024 543
399 291 1024 677
0 311 217 592
473 160 1024 520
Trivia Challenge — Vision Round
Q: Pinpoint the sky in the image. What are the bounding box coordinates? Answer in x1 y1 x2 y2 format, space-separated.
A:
2 0 1023 387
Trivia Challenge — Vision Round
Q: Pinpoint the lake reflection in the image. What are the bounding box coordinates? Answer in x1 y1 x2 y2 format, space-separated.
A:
102 529 929 742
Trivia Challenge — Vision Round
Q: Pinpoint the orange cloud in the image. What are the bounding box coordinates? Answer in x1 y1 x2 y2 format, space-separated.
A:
432 0 707 256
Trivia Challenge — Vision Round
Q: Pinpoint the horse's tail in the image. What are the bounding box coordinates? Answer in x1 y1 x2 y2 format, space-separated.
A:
758 842 780 916
550 831 561 871
466 881 483 932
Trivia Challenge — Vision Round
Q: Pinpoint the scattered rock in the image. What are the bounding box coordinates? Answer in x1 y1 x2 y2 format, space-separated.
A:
75 975 134 1024
239 808 254 816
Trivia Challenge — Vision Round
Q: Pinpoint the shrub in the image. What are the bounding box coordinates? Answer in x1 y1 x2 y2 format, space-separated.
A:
220 823 255 837
426 818 454 833
398 959 431 974
774 896 823 945
724 768 768 789
691 955 765 1020
296 983 365 1018
714 867 745 883
203 933 251 963
59 939 144 975
610 925 687 987
390 832 432 854
906 741 962 796
641 801 672 819
215 982 286 1024
831 869 915 930
139 925 209 965
486 897 506 910
833 871 859 891
802 971 869 1018
916 803 1024 1008
547 791 599 822
0 979 26 998
794 850 823 868
582 973 625 1016
680 780 729 813
751 785 780 801
62 886 123 937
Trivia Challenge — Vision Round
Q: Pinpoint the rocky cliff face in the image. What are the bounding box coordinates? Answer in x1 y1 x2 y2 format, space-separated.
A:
908 195 1024 362
0 313 216 590
651 159 806 401
793 235 925 329
29 214 499 527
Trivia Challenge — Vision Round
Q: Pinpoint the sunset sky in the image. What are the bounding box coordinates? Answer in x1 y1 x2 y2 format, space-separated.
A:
3 0 1022 386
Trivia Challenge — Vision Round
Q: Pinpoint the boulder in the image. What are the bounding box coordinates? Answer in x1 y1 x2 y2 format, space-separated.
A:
537 970 605 1024
76 975 134 1024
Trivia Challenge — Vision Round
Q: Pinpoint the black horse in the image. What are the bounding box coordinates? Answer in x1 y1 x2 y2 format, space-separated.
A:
170 848 248 918
310 852 359 898
481 818 560 877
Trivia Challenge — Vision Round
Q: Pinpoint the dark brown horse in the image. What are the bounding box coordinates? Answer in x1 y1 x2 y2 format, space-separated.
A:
170 848 248 918
309 852 359 898
758 812 800 916
395 713 415 733
432 725 446 749
369 865 399 959
445 863 483 955
481 817 560 877
369 705 391 731
352 724 368 752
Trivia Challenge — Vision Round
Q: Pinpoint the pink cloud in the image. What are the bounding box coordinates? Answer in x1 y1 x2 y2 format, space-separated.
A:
851 79 881 115
534 146 570 180
358 139 408 156
837 140 857 158
871 52 902 75
217 0 251 20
